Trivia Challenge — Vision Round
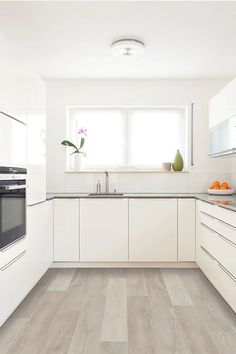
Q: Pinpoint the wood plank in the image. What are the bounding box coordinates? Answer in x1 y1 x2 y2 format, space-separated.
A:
209 330 236 354
0 317 27 354
145 269 171 306
181 269 236 333
150 305 189 354
127 269 148 296
63 269 109 311
127 296 157 354
101 278 127 342
68 296 105 354
174 306 219 354
161 269 193 306
38 301 79 354
98 342 128 354
47 269 76 292
6 292 64 354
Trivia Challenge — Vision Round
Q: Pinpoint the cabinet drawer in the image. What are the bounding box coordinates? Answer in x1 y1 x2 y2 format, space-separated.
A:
216 207 236 228
199 211 215 230
199 245 236 313
199 201 217 218
200 223 236 279
0 237 27 269
215 218 236 245
0 250 28 326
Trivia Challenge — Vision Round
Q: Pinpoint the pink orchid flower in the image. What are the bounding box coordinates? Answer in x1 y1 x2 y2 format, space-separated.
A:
78 127 88 136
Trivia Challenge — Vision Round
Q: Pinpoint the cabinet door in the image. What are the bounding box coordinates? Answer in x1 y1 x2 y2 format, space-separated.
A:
0 250 28 327
0 33 27 123
27 72 46 205
129 199 177 262
53 199 80 261
209 78 236 129
27 201 53 284
80 199 128 262
178 199 195 261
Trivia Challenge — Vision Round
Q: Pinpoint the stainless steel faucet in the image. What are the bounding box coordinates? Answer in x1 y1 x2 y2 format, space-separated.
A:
105 171 109 194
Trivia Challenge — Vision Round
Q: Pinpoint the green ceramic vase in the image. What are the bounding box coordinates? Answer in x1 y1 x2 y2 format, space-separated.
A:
172 149 184 171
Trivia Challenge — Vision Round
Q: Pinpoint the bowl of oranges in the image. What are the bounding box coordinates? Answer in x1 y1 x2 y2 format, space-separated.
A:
208 181 234 195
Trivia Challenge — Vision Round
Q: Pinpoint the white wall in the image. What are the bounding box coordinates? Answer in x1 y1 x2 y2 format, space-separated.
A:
46 79 232 193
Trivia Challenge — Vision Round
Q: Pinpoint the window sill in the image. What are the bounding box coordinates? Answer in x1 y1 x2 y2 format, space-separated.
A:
65 169 190 173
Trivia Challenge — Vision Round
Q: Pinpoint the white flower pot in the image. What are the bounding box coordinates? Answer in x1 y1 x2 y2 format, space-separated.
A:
74 153 82 171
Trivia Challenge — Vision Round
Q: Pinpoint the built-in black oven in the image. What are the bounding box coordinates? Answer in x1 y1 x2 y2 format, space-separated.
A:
0 167 27 250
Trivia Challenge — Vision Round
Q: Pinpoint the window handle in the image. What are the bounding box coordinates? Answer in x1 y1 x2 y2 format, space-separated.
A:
191 103 194 166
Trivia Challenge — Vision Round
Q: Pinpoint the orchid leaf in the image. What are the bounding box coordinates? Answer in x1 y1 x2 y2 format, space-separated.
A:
79 137 85 150
61 140 78 151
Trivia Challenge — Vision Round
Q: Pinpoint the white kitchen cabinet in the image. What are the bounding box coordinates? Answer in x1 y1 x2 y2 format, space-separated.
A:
0 111 27 168
27 72 46 205
129 199 177 262
196 201 236 312
0 250 28 327
80 199 128 262
209 77 236 128
0 33 27 123
178 199 195 261
0 200 53 327
27 201 53 284
53 199 80 261
198 240 236 313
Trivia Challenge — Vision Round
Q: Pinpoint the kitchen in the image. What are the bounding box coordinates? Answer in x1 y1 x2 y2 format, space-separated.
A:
0 1 236 353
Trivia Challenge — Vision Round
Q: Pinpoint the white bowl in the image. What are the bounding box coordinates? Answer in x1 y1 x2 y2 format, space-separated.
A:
208 188 234 195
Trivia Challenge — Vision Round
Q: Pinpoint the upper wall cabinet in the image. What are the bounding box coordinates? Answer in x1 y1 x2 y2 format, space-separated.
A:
209 78 236 129
0 33 27 124
27 72 46 205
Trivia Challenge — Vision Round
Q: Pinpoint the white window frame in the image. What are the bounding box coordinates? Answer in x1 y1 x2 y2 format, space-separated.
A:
66 106 189 172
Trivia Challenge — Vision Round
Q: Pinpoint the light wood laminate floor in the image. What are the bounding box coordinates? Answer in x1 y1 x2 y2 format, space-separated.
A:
0 268 236 354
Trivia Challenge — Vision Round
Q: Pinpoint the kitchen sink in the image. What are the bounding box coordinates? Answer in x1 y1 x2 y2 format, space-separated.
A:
88 193 124 198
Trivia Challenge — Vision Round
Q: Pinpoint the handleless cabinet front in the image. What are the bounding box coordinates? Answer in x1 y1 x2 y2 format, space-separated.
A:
80 198 128 262
53 199 80 261
129 198 178 262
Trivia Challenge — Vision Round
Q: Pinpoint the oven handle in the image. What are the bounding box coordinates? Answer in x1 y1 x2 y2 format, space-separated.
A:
0 184 27 190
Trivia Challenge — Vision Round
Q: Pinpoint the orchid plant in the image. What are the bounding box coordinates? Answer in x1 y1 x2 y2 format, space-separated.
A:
61 127 87 157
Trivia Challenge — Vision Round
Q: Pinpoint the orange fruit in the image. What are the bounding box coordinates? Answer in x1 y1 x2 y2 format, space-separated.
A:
220 185 227 190
213 180 220 186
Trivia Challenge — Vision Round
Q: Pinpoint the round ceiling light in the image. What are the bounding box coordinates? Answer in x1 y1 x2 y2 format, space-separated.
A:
111 39 145 57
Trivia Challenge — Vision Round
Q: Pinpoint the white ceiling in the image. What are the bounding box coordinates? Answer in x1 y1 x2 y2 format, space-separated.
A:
0 1 236 79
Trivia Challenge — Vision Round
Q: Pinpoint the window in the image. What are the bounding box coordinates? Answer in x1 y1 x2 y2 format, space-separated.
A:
67 107 188 170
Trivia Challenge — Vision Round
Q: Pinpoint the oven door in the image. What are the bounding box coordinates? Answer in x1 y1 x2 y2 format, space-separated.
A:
0 182 26 250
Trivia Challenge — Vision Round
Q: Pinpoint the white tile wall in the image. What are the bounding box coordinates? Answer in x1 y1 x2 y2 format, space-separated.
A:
46 79 233 194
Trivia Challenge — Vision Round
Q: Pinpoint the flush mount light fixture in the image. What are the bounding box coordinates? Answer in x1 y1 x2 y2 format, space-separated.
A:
111 39 145 57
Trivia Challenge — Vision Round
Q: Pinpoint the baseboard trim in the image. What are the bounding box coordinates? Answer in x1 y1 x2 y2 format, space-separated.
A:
51 261 198 269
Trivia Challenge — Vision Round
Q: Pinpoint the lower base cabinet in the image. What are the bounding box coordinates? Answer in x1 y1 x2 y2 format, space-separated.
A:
80 198 128 262
0 250 28 327
129 199 178 261
0 200 53 327
178 199 196 261
27 200 53 284
196 200 236 312
53 199 80 261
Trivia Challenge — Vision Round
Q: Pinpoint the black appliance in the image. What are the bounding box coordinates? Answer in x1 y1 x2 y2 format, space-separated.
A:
0 167 27 250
